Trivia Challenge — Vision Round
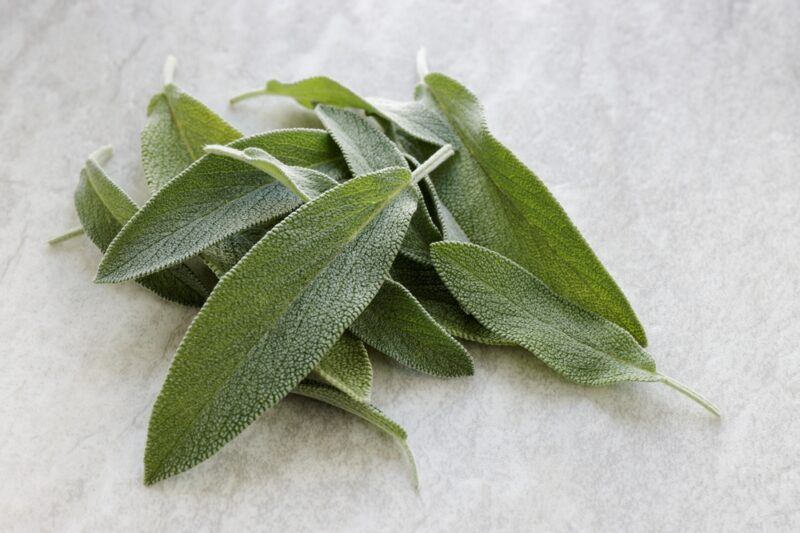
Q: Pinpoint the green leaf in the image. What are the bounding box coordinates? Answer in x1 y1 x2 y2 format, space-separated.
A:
96 129 346 283
312 332 372 402
203 144 339 202
430 242 718 414
390 255 509 346
419 73 648 346
74 147 208 307
144 166 418 484
350 279 473 377
315 104 441 264
232 76 447 146
210 140 472 377
142 57 242 191
292 380 417 488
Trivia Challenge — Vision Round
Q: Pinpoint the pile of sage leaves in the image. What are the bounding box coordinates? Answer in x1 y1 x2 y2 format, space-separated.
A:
51 52 718 487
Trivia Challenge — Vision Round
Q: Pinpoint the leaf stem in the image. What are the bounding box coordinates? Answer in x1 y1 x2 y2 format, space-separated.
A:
230 88 269 105
163 55 177 85
48 226 84 245
411 144 454 184
416 47 430 81
658 373 720 416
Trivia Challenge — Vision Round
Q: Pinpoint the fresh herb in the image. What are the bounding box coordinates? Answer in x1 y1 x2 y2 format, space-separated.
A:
51 53 717 488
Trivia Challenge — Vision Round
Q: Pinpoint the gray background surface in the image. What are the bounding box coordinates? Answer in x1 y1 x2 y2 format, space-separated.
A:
1 0 798 531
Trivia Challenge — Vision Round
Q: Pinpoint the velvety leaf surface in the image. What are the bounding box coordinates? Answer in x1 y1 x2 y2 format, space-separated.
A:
96 130 346 283
74 148 208 307
313 332 373 402
144 167 417 484
315 104 441 264
420 73 647 346
350 279 473 377
142 82 241 191
430 241 718 417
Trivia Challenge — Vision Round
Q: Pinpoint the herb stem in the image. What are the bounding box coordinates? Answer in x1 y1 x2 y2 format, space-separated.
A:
163 55 177 85
416 47 430 81
48 226 84 245
230 88 269 105
411 144 454 184
658 373 720 416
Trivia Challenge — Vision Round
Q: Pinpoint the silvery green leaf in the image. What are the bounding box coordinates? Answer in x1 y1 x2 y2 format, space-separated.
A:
74 147 208 307
430 242 718 414
419 72 647 346
350 279 473 377
390 255 508 346
210 140 472 377
312 332 372 402
292 381 417 488
96 129 346 283
144 166 418 484
142 57 242 191
315 104 441 264
232 76 447 146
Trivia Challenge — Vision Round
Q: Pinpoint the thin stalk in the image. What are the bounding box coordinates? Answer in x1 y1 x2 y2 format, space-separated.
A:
48 226 84 245
416 47 430 81
163 55 177 85
411 144 454 184
658 373 720 416
230 88 269 105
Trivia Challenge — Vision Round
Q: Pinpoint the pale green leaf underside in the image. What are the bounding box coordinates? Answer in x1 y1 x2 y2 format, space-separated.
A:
142 83 241 191
420 73 647 346
431 242 658 385
75 148 207 307
313 332 373 402
97 129 347 283
292 380 417 487
144 167 417 484
350 279 473 377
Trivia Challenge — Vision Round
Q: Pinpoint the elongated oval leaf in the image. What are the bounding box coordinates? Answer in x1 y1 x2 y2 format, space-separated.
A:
431 242 718 414
144 167 417 484
233 76 446 146
96 129 346 283
210 140 472 377
142 67 242 191
312 332 372 402
74 148 208 306
292 381 417 487
350 279 473 377
419 73 647 346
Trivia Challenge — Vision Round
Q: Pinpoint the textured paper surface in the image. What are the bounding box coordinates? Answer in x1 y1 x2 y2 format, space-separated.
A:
1 1 798 531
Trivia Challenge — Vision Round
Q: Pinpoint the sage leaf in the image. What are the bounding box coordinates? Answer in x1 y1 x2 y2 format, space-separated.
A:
312 332 373 402
315 104 441 264
232 76 446 146
209 141 472 377
142 56 241 191
430 242 718 414
74 147 208 307
144 166 418 484
292 380 417 488
96 129 346 283
350 279 473 377
419 72 648 346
